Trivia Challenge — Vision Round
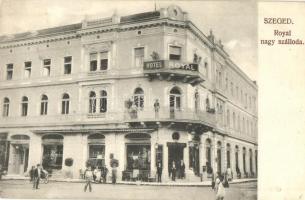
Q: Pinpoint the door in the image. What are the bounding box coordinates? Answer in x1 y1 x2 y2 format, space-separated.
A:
168 143 185 178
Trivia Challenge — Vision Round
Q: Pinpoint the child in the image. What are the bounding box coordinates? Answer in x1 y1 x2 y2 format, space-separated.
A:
84 166 94 192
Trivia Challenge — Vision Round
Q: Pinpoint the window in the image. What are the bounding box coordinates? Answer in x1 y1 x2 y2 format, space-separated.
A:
61 93 70 115
133 88 144 110
225 77 228 90
204 62 209 78
3 98 9 117
89 91 96 113
169 87 181 110
230 82 233 96
227 109 230 127
241 90 243 103
242 117 245 133
99 90 107 113
169 46 181 60
236 86 239 99
237 115 240 131
21 96 28 116
249 96 252 108
6 64 13 80
245 93 248 108
24 61 31 78
218 71 222 87
89 53 97 71
232 112 236 129
100 52 108 70
40 95 48 115
134 47 144 68
126 145 151 170
43 59 51 76
64 56 72 74
246 120 249 134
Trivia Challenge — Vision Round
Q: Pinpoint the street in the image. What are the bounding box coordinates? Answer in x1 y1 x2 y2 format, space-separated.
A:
0 180 257 200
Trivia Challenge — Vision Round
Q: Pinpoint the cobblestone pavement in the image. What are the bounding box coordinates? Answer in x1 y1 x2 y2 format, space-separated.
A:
0 180 257 200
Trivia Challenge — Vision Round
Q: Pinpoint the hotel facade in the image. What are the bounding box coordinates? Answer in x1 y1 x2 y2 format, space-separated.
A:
0 5 257 182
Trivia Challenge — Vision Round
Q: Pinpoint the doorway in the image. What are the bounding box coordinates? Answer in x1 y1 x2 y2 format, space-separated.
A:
167 142 186 178
9 144 29 175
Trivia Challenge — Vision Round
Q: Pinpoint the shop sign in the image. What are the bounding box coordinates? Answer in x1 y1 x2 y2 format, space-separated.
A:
144 60 198 72
168 61 198 71
144 60 165 70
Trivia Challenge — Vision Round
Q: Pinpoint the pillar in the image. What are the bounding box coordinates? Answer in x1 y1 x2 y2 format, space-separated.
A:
150 132 157 177
163 142 169 181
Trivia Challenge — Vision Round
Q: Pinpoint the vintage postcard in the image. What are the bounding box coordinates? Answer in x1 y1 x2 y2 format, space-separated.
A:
0 1 304 200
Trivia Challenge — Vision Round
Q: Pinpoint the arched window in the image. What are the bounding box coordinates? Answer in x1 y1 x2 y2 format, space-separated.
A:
61 93 70 115
89 91 96 113
100 90 107 113
21 96 28 116
133 88 144 109
40 95 48 115
169 87 181 110
3 97 10 117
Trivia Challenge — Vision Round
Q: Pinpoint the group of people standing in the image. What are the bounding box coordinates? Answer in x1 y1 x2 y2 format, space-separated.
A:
169 160 185 181
83 164 118 192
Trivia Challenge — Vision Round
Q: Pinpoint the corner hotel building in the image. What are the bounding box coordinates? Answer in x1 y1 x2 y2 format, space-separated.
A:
0 5 257 181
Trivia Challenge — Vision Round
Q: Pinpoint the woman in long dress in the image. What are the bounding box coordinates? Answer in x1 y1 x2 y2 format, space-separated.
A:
214 176 226 200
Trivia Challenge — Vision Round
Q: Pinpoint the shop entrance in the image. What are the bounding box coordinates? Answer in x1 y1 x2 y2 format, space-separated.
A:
9 144 29 174
42 134 64 174
8 135 30 175
167 142 186 179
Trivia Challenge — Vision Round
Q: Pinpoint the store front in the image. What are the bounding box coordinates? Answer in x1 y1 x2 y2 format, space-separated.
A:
124 133 151 181
8 135 30 175
87 133 105 169
0 134 9 172
42 134 63 174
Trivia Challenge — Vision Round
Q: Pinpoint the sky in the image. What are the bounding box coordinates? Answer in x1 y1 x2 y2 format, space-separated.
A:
0 0 257 80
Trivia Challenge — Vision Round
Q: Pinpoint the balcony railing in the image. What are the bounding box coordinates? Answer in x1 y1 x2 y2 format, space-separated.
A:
124 106 216 126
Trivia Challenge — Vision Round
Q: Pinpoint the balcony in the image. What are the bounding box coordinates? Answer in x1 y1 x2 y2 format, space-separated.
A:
143 60 205 86
124 106 216 128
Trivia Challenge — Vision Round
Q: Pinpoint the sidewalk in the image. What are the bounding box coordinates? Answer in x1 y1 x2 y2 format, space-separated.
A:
1 175 257 187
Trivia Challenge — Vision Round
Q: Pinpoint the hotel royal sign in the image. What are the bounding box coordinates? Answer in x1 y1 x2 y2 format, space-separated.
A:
144 60 199 72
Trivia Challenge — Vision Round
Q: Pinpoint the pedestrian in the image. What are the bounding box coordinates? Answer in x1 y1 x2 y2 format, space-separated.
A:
84 166 93 192
112 163 117 184
214 175 226 200
179 160 185 179
33 164 42 189
157 161 162 182
226 167 233 181
29 166 35 182
102 165 108 183
171 161 176 181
